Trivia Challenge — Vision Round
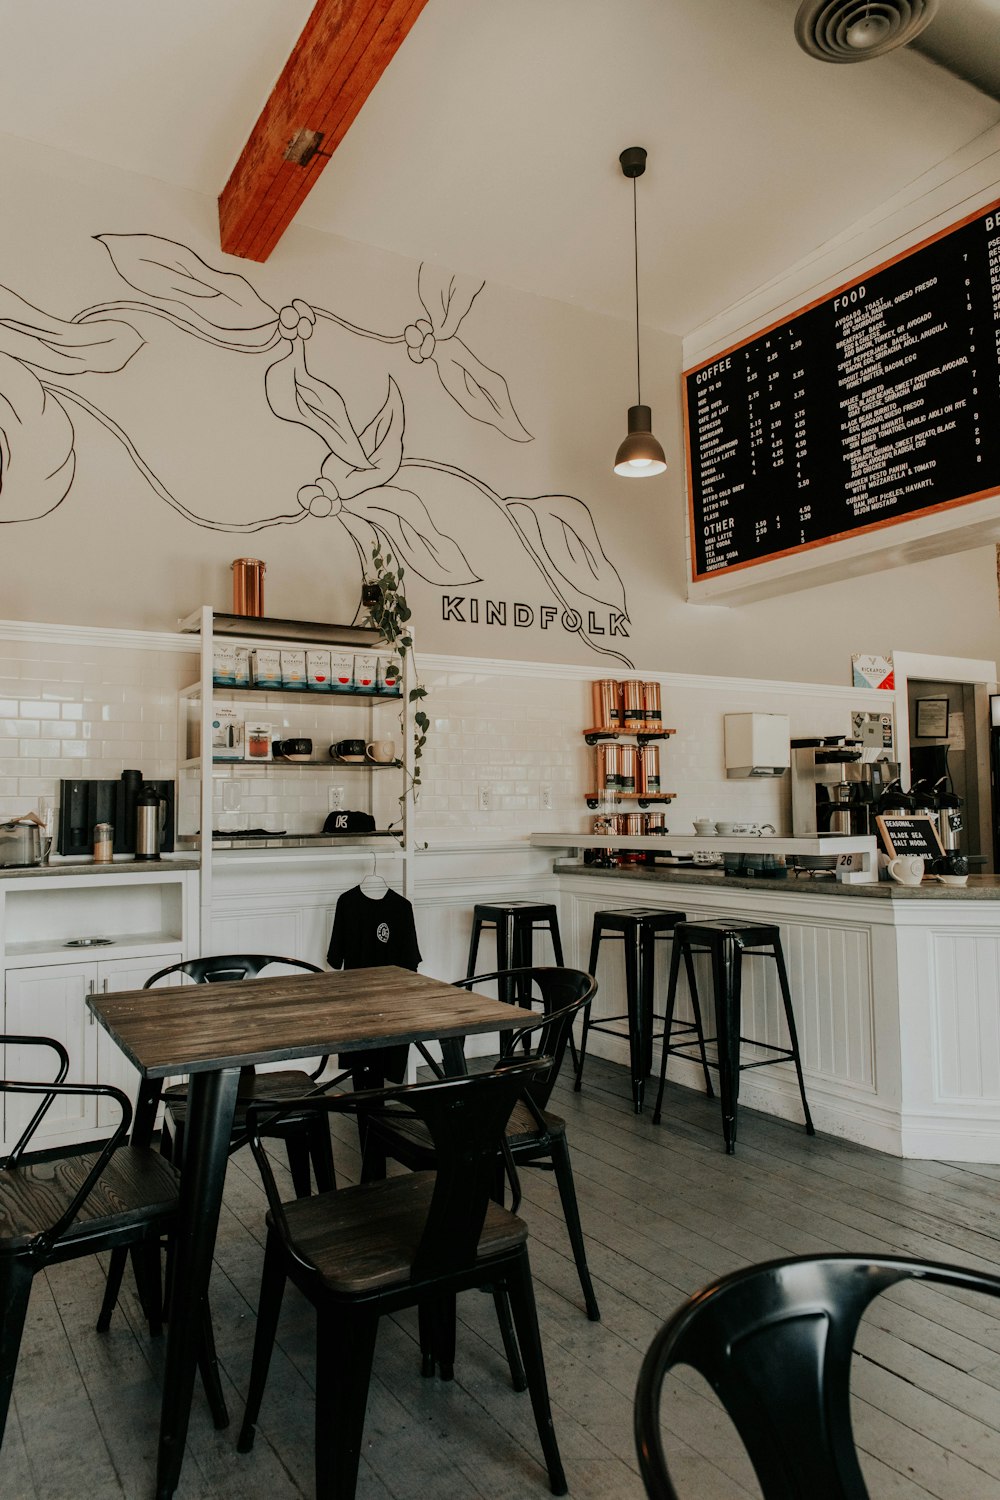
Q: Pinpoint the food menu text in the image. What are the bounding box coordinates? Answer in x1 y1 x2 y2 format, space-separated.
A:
685 199 1000 577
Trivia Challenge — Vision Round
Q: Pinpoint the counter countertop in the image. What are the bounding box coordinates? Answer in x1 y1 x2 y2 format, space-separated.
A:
0 858 200 882
553 861 1000 899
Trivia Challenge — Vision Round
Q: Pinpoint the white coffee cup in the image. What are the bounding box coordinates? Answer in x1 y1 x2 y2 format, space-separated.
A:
715 821 737 835
888 855 924 886
693 819 717 836
366 739 397 764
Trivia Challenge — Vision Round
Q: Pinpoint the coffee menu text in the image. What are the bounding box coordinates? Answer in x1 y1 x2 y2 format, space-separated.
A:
685 199 1000 577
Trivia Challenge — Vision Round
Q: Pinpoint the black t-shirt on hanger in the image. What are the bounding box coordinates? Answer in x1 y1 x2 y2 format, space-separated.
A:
327 884 422 1083
327 885 422 972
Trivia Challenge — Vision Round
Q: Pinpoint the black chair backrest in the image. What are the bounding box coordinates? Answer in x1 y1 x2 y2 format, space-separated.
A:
634 1252 1000 1500
246 1060 549 1283
0 1033 133 1252
144 954 321 988
457 968 595 1112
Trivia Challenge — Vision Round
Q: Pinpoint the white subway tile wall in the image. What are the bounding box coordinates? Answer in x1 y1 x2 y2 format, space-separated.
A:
0 628 891 846
0 639 195 823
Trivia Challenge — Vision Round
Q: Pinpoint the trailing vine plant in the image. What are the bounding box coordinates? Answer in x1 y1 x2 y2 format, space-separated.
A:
363 541 429 813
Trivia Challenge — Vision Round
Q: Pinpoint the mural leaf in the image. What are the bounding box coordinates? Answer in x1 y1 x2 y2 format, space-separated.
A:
433 338 532 442
265 345 371 470
95 234 276 332
324 378 405 501
417 264 484 340
0 286 143 375
505 494 629 615
348 484 480 585
0 354 75 521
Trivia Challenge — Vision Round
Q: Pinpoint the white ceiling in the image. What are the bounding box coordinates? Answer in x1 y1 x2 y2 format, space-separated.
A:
1 0 998 335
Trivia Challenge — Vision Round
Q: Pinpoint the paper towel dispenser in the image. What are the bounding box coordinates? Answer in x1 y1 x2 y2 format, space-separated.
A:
724 714 790 778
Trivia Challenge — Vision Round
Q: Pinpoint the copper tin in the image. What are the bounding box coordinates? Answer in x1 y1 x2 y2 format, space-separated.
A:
232 558 266 617
618 743 637 792
645 812 667 833
592 679 619 729
624 812 646 837
621 680 644 728
642 680 662 727
637 744 661 795
600 742 622 789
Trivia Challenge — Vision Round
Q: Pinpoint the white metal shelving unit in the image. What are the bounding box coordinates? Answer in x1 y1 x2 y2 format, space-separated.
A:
178 607 415 933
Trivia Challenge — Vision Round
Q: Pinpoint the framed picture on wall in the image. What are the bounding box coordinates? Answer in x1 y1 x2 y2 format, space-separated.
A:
915 697 949 738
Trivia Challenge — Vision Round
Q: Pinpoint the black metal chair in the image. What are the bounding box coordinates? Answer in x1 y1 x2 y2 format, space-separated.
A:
147 954 336 1195
237 1064 568 1500
366 967 601 1322
634 1252 1000 1500
0 1034 228 1450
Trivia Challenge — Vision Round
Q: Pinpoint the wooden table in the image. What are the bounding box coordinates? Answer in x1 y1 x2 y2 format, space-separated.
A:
87 965 534 1500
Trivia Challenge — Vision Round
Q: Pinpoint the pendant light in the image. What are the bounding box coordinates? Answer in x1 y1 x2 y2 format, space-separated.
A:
614 145 666 478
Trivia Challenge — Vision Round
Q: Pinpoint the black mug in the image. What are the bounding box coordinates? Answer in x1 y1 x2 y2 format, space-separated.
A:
274 738 312 758
331 739 366 762
930 851 969 877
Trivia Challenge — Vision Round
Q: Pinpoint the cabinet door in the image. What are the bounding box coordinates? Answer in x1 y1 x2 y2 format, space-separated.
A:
95 951 183 1126
3 962 100 1151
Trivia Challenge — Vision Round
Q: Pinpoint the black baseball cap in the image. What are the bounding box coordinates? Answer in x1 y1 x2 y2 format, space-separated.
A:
323 810 377 834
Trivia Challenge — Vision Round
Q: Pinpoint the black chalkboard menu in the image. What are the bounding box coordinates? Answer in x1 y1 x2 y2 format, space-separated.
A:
684 196 1000 579
875 815 944 860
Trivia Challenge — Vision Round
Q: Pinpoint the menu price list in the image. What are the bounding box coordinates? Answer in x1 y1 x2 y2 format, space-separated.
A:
685 199 1000 577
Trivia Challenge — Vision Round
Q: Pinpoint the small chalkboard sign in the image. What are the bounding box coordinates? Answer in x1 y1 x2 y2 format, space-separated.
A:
875 816 945 861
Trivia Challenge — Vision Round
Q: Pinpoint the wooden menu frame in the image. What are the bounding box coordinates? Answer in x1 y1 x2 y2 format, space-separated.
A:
875 815 945 861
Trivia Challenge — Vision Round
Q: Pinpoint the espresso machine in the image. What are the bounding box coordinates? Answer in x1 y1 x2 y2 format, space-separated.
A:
790 739 899 838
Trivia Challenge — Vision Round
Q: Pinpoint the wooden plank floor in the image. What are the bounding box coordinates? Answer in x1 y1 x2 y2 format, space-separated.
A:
9 1058 1000 1498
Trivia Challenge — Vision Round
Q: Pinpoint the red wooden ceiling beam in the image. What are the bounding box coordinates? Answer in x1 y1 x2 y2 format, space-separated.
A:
219 0 430 262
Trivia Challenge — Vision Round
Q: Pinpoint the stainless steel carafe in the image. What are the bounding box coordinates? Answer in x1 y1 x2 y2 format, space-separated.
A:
135 783 162 861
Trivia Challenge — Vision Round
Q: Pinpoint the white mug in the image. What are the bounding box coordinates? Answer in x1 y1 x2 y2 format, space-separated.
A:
888 855 924 886
366 739 397 764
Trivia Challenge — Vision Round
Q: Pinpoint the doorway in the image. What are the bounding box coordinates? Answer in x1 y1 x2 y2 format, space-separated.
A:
891 651 997 874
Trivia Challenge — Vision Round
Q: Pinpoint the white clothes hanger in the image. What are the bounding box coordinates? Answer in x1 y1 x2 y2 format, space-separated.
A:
359 849 388 898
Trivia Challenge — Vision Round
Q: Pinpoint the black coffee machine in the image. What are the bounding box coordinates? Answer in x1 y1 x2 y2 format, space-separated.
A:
57 774 175 858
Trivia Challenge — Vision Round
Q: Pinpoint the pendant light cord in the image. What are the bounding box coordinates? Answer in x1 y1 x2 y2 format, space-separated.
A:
632 175 642 406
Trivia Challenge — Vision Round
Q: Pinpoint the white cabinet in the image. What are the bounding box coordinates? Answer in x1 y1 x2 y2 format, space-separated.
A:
0 864 196 1152
4 964 100 1149
2 949 183 1150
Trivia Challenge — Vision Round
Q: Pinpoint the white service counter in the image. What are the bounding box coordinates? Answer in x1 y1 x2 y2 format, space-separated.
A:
551 861 1000 1162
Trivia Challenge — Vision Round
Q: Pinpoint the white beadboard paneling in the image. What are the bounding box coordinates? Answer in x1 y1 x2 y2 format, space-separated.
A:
932 932 1000 1100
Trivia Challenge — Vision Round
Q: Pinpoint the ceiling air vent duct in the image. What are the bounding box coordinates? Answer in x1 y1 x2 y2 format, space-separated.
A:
794 0 1000 102
794 1 940 62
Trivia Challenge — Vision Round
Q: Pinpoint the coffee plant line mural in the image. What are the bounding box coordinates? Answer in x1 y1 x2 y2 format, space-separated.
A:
0 233 633 665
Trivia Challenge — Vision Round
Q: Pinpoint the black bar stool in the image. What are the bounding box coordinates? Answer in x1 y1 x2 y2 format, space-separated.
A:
575 907 711 1115
653 918 815 1153
466 901 566 1003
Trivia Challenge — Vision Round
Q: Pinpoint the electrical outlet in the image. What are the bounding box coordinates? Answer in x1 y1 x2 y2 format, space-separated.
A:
478 784 491 812
328 786 345 812
540 782 553 811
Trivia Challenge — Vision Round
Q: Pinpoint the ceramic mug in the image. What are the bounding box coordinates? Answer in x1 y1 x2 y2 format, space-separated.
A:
366 739 397 764
715 821 737 835
888 855 924 886
693 819 717 836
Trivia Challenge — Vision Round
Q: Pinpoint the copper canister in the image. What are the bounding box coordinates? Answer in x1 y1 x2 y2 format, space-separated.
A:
600 742 622 790
621 810 646 863
591 680 619 730
637 744 661 795
232 558 266 616
618 743 637 792
645 812 667 833
621 680 644 729
642 680 662 729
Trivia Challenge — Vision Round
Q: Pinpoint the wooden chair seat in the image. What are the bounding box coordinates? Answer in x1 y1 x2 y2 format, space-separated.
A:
367 967 600 1323
277 1170 527 1296
0 1147 178 1254
163 1068 324 1121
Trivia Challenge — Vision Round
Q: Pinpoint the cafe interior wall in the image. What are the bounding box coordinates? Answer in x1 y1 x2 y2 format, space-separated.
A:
0 127 998 694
